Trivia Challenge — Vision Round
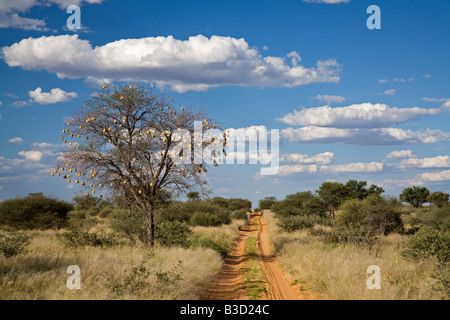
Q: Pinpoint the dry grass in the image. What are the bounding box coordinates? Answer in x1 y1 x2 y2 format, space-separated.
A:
263 210 445 300
190 219 247 255
0 229 223 300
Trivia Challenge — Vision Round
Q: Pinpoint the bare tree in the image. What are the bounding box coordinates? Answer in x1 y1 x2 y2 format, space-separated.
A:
52 83 226 247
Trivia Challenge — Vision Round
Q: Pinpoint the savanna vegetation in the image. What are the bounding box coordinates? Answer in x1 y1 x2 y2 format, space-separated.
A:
1 83 447 300
262 180 449 299
0 191 252 299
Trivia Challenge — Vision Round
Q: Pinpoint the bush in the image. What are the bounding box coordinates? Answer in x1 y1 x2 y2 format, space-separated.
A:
402 227 450 264
259 198 276 210
335 198 367 228
157 200 231 224
326 225 377 249
274 207 303 218
155 221 191 248
190 211 230 227
336 195 403 236
231 209 248 220
67 210 99 230
0 193 73 229
402 226 450 297
272 191 327 218
57 228 122 248
73 194 101 211
98 207 114 218
0 233 31 258
110 209 147 244
427 191 449 208
228 199 252 212
364 195 403 235
155 202 192 223
210 197 252 212
190 236 228 257
277 216 315 232
408 205 450 233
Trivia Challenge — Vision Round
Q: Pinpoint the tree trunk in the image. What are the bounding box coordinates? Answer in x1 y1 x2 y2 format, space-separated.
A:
144 205 154 247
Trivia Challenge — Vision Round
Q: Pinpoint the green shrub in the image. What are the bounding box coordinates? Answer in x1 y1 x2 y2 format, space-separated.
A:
259 198 276 210
274 207 303 218
427 191 449 208
211 197 229 209
277 216 315 232
157 200 231 224
272 191 327 218
73 194 101 211
0 193 73 229
57 228 122 248
402 227 450 264
155 202 192 223
87 206 101 216
336 195 403 236
190 211 229 227
67 210 99 230
308 227 331 238
408 205 450 233
190 236 228 257
231 209 248 220
0 233 31 258
212 197 252 212
402 227 450 297
110 209 147 244
326 225 377 249
336 198 367 228
278 215 331 232
155 221 191 248
364 195 403 235
98 207 114 218
228 198 252 212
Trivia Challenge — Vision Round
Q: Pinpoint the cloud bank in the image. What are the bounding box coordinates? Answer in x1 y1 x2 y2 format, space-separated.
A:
2 34 341 92
278 103 449 145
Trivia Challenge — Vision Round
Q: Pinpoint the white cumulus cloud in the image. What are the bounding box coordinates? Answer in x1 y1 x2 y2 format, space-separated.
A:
418 170 450 182
7 137 24 144
281 126 450 145
277 164 318 176
397 155 450 169
280 151 334 164
386 150 416 159
313 94 345 104
422 97 450 110
29 87 77 104
320 162 384 174
278 103 441 129
382 89 396 96
2 34 341 93
18 150 43 161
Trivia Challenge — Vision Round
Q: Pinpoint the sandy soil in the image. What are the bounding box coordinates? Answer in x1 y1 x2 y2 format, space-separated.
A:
201 212 313 300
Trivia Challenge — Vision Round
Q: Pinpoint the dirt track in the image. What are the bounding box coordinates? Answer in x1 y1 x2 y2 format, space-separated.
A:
201 212 312 300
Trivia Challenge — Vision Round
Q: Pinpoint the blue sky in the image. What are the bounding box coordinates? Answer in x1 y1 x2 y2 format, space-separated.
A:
0 0 449 206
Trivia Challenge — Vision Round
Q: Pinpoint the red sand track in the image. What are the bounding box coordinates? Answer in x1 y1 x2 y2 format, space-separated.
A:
201 212 312 300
